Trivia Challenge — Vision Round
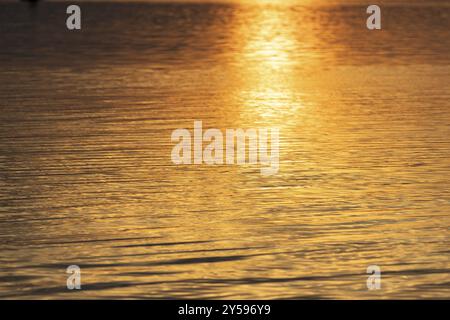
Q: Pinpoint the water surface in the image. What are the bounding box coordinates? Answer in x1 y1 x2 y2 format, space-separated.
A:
0 1 449 299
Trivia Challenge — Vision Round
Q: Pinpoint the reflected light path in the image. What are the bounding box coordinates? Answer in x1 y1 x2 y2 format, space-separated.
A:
232 6 307 126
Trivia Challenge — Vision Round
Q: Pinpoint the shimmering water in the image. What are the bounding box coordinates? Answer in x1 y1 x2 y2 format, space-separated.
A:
0 1 449 299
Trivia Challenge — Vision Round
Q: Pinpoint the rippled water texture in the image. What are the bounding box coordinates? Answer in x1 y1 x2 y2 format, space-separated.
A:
0 1 449 299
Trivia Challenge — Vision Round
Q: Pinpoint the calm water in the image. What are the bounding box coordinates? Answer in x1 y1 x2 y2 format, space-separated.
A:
0 1 449 299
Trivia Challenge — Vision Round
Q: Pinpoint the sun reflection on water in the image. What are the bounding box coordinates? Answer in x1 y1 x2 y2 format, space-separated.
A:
232 7 306 126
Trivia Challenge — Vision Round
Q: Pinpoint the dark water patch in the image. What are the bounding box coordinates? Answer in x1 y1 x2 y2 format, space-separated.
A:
76 245 268 261
115 240 214 248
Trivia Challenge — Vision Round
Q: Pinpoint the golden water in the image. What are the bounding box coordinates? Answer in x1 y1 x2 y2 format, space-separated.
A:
0 1 449 299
